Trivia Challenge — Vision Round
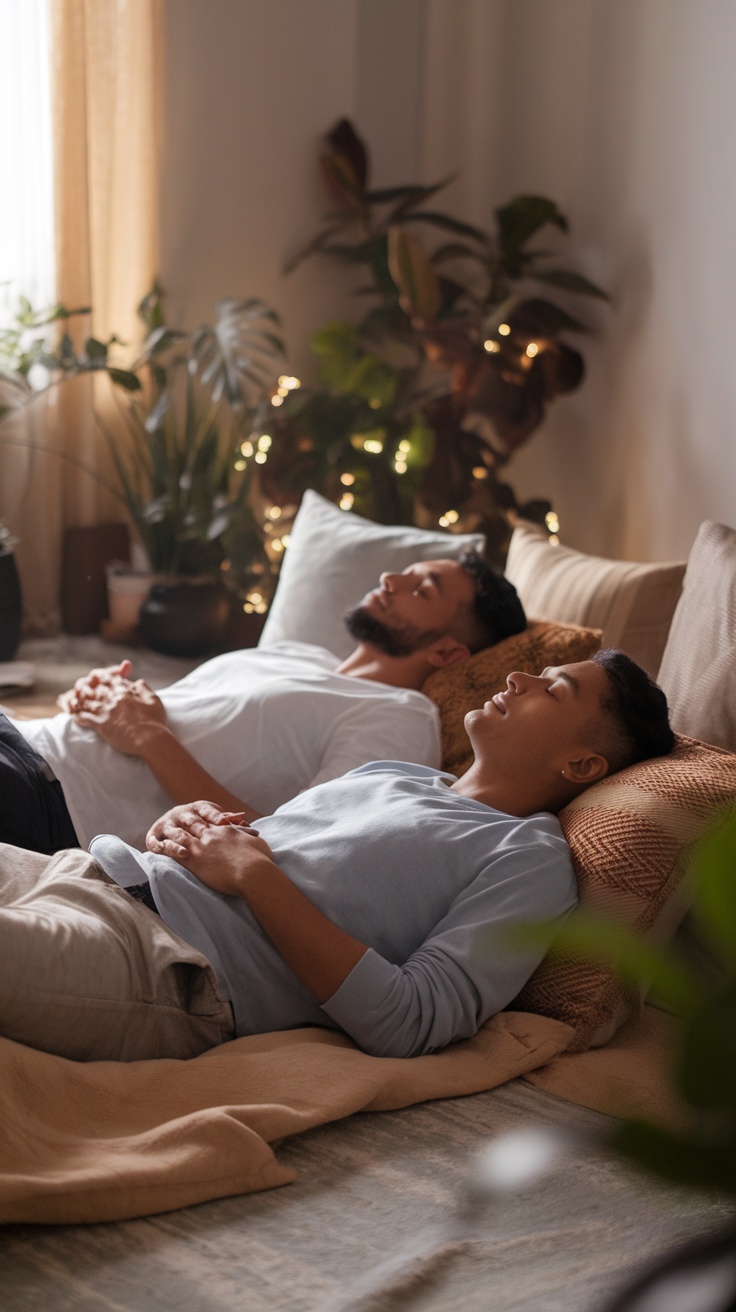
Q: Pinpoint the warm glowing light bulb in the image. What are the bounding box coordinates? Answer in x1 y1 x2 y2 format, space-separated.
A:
281 534 291 548
394 460 407 474
484 339 500 353
243 602 255 614
271 395 284 407
498 323 511 336
267 505 282 520
255 451 267 464
438 515 450 528
220 559 231 572
248 591 263 604
526 342 539 358
277 386 289 398
340 472 355 486
241 440 254 457
234 459 246 471
272 539 284 553
473 465 488 480
255 602 268 614
340 493 355 511
443 509 459 524
363 438 383 454
545 511 560 534
398 440 411 453
549 534 560 546
258 434 272 451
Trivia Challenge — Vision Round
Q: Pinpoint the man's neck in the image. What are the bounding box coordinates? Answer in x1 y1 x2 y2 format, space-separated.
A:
336 644 429 690
449 764 566 818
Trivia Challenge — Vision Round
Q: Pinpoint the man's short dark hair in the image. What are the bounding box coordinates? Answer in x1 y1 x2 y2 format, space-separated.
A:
593 649 676 771
457 550 527 652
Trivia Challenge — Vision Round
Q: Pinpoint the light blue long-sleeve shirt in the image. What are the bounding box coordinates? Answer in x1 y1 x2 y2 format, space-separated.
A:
91 762 577 1059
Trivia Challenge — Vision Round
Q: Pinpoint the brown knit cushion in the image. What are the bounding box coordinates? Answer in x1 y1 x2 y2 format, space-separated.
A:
423 620 602 777
512 735 736 1050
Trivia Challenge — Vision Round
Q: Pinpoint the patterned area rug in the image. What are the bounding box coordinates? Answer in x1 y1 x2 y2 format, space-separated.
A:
1 1082 732 1312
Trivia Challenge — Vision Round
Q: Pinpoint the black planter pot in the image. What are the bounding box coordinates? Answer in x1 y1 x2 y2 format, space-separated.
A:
0 551 23 661
140 579 231 658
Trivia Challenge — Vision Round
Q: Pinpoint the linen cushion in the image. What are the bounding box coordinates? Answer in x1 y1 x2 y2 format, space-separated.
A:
423 619 602 777
656 520 736 752
259 490 484 660
505 521 686 677
512 735 736 1050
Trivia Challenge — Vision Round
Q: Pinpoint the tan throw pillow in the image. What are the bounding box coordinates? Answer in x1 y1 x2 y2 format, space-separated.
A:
505 521 686 677
657 521 736 752
512 735 736 1051
423 620 602 777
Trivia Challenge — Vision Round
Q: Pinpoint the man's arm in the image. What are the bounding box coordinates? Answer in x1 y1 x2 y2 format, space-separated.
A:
148 815 367 1002
72 683 263 822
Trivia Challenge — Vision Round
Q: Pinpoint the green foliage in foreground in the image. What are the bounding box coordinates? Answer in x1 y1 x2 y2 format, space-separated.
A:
543 813 736 1197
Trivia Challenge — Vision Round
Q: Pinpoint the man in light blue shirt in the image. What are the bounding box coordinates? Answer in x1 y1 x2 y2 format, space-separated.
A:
0 650 675 1063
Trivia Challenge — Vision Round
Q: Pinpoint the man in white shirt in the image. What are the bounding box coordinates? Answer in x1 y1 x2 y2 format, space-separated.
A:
1 551 526 851
0 650 675 1062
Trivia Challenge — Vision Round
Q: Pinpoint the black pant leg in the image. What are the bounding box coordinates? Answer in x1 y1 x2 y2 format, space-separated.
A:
0 714 79 853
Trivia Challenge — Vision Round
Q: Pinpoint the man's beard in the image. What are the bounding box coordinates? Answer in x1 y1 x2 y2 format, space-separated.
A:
343 604 441 658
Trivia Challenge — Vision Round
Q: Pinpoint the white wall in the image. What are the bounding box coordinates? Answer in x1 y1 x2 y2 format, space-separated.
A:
160 0 736 564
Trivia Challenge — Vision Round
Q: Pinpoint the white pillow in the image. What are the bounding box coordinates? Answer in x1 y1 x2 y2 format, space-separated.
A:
259 490 485 659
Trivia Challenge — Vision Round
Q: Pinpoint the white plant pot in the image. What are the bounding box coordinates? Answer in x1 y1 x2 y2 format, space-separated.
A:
105 564 155 627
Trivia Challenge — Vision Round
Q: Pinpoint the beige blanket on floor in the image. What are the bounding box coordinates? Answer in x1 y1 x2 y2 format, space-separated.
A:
0 1011 573 1226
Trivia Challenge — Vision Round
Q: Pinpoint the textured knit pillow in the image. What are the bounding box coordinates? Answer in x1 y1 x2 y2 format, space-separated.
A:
512 735 736 1050
423 619 602 776
657 520 736 752
505 521 686 677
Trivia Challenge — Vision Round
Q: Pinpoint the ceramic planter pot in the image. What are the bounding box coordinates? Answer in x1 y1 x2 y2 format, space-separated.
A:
139 577 231 657
0 551 23 661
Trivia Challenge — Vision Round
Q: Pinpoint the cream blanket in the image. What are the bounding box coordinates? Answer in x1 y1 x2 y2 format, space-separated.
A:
0 1011 573 1226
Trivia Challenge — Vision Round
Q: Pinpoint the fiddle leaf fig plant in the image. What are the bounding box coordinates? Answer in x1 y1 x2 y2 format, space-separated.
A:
276 118 609 561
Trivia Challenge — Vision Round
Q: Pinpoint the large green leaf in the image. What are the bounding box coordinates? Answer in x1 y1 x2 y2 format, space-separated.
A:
677 982 736 1108
513 910 702 1018
496 195 568 252
191 298 285 408
403 211 489 243
387 227 441 321
534 268 610 300
691 811 736 962
611 1119 736 1196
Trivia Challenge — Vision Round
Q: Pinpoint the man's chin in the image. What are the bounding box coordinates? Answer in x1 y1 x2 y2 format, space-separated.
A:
343 605 418 658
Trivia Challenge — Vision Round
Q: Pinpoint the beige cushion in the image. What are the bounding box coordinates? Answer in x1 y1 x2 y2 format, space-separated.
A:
505 522 686 677
423 620 602 777
657 521 736 752
512 735 736 1050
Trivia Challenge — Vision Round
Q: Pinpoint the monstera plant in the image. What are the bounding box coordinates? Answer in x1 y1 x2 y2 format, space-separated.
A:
0 286 287 654
266 118 608 560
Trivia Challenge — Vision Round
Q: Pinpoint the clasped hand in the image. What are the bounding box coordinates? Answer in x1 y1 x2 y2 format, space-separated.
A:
146 800 275 897
58 660 167 756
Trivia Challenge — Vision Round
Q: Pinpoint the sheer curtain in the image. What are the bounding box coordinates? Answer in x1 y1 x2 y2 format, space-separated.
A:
1 0 162 632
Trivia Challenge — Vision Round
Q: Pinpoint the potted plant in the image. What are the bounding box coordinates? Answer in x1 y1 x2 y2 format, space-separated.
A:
268 119 608 563
0 286 287 656
104 284 286 654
